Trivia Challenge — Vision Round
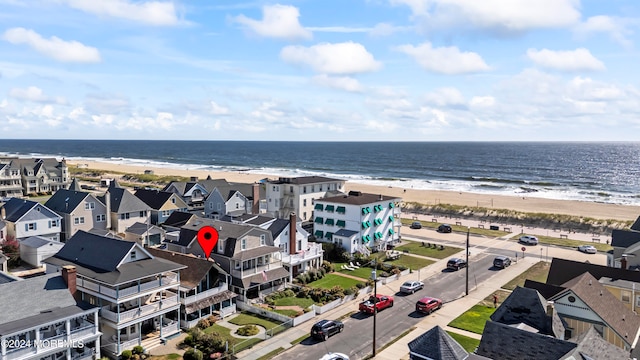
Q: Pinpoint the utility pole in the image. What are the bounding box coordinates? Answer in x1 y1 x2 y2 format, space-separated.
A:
372 263 378 357
466 227 469 296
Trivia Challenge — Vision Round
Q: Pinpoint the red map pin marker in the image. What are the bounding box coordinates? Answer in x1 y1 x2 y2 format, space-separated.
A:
197 226 219 258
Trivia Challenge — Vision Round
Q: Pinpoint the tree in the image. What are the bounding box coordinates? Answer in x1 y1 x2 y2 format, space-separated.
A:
1 236 20 267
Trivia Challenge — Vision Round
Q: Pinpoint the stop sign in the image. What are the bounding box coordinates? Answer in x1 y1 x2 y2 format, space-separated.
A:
521 247 526 252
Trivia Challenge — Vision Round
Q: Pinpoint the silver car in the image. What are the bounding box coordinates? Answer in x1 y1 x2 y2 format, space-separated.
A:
399 280 424 294
519 235 539 245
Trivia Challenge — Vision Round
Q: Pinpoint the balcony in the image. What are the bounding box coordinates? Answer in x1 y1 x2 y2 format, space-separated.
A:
102 338 139 355
281 243 323 265
101 295 179 324
230 261 282 279
78 272 179 300
183 283 228 306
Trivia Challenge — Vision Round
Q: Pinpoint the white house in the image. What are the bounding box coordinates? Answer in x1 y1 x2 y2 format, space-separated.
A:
264 176 345 221
0 198 62 242
19 236 65 268
313 191 402 254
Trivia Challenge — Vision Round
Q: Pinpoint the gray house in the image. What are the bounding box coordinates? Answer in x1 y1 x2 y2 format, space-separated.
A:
97 180 151 235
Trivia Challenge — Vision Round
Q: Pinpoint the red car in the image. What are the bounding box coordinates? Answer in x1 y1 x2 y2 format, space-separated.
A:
359 294 394 314
416 297 442 314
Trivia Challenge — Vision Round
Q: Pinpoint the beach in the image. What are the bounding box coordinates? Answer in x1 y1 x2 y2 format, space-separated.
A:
68 160 640 222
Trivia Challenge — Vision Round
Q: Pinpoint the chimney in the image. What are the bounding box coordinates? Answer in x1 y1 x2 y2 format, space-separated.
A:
252 183 260 214
105 190 111 230
289 212 297 255
62 265 79 301
622 256 628 270
546 301 555 318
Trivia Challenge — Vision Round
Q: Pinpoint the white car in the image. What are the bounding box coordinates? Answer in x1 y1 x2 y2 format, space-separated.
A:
519 235 539 245
400 280 424 294
578 245 597 254
320 353 350 360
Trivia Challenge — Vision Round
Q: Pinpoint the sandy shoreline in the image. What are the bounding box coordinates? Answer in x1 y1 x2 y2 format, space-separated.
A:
68 160 640 221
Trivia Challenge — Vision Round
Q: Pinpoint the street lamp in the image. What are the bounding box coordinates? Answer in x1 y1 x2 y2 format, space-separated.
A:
465 227 469 296
371 266 378 357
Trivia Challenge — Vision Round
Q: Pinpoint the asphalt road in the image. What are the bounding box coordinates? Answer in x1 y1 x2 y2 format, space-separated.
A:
275 253 509 360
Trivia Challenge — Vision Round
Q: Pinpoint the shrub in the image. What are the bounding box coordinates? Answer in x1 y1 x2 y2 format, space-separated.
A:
197 318 211 329
355 282 365 289
120 350 132 360
183 348 204 360
318 267 326 277
183 334 194 347
284 289 296 298
132 345 144 355
321 260 335 273
236 324 260 336
344 286 357 296
392 268 402 275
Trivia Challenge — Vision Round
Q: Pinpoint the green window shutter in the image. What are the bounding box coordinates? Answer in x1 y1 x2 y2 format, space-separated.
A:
336 206 346 213
315 204 324 210
325 219 334 225
336 220 346 227
389 228 394 235
325 232 333 240
315 217 324 224
315 230 324 237
389 202 395 208
362 221 368 229
388 215 394 222
325 205 335 212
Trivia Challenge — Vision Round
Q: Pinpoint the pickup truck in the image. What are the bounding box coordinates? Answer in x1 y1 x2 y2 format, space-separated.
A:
359 294 394 314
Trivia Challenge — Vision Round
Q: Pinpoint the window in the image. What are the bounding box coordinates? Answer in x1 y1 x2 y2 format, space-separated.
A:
241 238 247 250
260 235 266 246
49 220 58 228
139 211 146 217
303 186 307 194
258 257 263 265
272 186 276 191
312 185 315 192
120 213 130 220
297 239 302 251
79 217 85 224
235 261 240 269
303 199 307 206
130 251 136 260
85 202 95 210
96 214 106 222
74 217 80 225
209 203 214 209
171 197 176 204
218 239 225 253
236 203 239 209
622 291 631 303
26 222 37 231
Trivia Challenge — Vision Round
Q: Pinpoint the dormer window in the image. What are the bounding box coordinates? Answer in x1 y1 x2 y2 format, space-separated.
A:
241 238 247 250
130 251 136 260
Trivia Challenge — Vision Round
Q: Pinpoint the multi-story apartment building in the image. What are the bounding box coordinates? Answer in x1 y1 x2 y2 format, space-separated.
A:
3 157 70 195
0 198 62 242
313 191 402 254
0 268 101 360
44 231 185 357
264 176 345 221
0 160 22 198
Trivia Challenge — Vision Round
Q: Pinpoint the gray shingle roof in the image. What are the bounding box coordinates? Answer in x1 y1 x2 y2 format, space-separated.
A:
68 178 82 191
630 216 640 232
408 325 468 360
99 187 150 214
568 326 631 360
147 247 226 290
20 236 63 248
125 222 164 236
2 197 39 222
490 286 561 337
334 229 359 237
267 219 289 238
163 211 195 228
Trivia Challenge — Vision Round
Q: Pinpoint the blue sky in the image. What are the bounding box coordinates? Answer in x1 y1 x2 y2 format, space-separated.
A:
1 0 639 141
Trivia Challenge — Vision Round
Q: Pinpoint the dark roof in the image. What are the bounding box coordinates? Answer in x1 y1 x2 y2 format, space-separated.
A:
53 230 136 272
547 257 640 286
267 219 289 238
163 211 195 228
231 267 290 289
98 186 150 213
268 176 344 185
334 229 359 237
319 192 399 206
147 247 225 289
490 286 560 337
45 188 92 214
134 188 174 210
0 272 20 285
477 321 576 360
630 216 640 232
2 197 39 222
408 325 468 360
184 290 237 314
568 326 632 360
244 215 276 226
611 229 640 249
555 272 640 346
523 279 565 300
68 178 82 191
169 227 198 247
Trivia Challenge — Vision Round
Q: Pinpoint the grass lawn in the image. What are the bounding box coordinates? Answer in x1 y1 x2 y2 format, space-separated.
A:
384 255 434 270
447 331 481 352
394 240 462 259
335 262 382 280
203 323 263 353
512 234 613 252
228 313 281 330
273 296 315 308
502 261 550 290
447 305 496 334
307 273 363 289
401 218 508 237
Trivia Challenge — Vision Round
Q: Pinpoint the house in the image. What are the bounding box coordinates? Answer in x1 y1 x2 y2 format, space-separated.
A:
0 160 23 198
313 191 402 254
133 188 189 225
167 218 290 301
0 198 62 241
202 181 261 219
43 230 186 357
124 222 166 247
264 176 346 221
97 180 152 235
0 267 102 360
19 235 65 268
44 180 109 241
407 325 477 360
219 213 324 281
608 226 640 269
147 248 237 329
5 157 71 195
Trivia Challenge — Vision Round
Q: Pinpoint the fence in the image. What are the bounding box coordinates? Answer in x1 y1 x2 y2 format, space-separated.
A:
236 300 291 323
379 269 410 285
292 308 317 326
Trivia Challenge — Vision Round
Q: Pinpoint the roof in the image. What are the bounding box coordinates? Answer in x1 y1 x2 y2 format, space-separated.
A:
0 273 79 329
134 188 175 210
0 272 20 285
125 222 164 236
231 266 290 289
231 245 281 261
523 279 566 300
147 247 226 289
267 218 289 238
611 229 640 249
52 230 136 272
547 258 640 286
45 188 92 214
630 216 640 232
319 192 400 206
334 229 359 237
267 176 345 185
490 286 560 337
168 227 198 247
1 197 40 222
68 178 82 191
163 211 195 228
20 236 64 249
477 321 577 360
244 215 276 226
98 186 150 214
568 326 632 360
408 325 469 360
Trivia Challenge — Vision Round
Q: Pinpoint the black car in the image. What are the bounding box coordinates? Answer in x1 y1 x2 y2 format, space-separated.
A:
447 258 467 271
410 221 422 229
493 256 511 269
311 320 344 341
438 224 452 233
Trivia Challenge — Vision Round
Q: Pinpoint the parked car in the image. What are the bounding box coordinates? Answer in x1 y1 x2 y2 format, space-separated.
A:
415 297 442 314
493 256 511 269
447 258 467 271
311 320 344 341
519 235 539 245
320 353 350 360
400 280 424 294
578 245 597 254
438 224 452 233
410 221 422 229
359 294 394 314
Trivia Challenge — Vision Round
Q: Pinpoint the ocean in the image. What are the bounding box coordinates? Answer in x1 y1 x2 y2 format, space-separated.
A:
1 140 639 206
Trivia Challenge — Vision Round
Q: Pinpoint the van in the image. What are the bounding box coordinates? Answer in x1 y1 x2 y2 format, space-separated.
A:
493 256 511 269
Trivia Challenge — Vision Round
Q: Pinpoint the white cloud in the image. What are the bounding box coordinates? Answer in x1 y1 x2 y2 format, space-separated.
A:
2 28 101 63
470 96 495 107
8 86 67 104
396 42 490 74
85 93 131 114
312 75 363 92
281 42 382 74
390 0 580 33
424 87 466 107
233 4 312 40
369 23 412 37
210 101 230 115
568 77 623 101
61 0 180 26
306 26 371 33
573 16 634 47
527 48 605 71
